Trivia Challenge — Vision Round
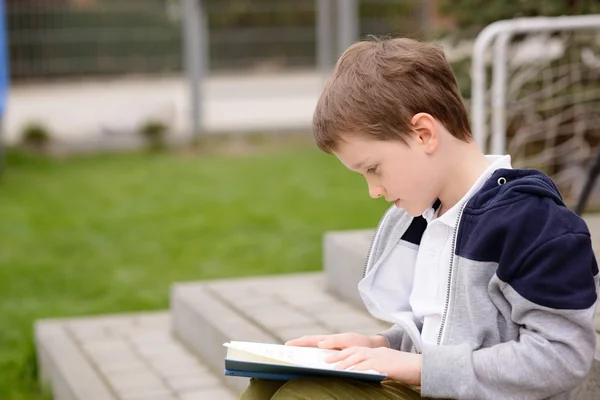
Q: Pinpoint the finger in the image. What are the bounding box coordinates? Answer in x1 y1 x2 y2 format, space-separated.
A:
343 360 374 372
317 333 358 350
334 352 369 371
324 346 367 364
285 335 329 347
323 347 355 364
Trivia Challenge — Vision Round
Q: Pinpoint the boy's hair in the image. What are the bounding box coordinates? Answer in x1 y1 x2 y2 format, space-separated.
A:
313 37 472 154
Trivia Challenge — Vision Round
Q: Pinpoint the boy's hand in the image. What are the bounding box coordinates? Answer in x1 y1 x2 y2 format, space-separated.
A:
285 333 388 350
325 346 422 386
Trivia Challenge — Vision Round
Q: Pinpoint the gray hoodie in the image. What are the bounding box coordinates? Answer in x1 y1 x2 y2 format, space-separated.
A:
358 168 599 399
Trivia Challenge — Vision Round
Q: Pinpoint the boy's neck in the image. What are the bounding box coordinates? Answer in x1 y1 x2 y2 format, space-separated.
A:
437 140 491 216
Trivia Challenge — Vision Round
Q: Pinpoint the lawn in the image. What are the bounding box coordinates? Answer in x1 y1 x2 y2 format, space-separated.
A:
0 142 389 399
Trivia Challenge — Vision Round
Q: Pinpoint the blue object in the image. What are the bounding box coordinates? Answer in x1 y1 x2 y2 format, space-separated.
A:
0 0 7 176
0 0 8 118
224 358 387 383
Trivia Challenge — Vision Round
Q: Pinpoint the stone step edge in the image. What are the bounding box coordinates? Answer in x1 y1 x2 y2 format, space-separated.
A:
171 275 288 395
171 271 383 394
35 320 117 400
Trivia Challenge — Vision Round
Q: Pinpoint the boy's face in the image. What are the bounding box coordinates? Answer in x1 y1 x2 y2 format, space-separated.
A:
333 128 441 217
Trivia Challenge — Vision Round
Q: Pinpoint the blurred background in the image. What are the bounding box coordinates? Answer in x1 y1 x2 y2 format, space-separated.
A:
1 1 600 399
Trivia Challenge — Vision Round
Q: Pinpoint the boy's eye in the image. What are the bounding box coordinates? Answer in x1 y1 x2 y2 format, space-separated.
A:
366 166 378 174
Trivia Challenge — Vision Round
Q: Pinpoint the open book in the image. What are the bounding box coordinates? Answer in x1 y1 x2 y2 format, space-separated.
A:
223 341 387 382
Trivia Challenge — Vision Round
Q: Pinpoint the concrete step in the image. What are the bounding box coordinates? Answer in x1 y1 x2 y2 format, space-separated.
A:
323 229 374 309
170 271 391 395
35 311 237 400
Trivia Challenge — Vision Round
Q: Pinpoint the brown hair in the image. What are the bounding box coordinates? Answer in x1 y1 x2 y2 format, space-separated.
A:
312 37 471 153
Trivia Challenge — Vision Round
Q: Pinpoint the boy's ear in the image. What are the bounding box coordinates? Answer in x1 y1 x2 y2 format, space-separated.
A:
410 113 438 154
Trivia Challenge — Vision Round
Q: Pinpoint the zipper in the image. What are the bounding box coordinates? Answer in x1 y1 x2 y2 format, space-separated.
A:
362 206 394 278
435 172 505 345
436 199 469 346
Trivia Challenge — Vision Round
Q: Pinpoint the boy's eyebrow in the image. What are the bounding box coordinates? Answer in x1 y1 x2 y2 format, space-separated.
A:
351 160 368 170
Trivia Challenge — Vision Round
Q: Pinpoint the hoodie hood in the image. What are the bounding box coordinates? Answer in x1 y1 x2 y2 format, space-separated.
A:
468 168 565 211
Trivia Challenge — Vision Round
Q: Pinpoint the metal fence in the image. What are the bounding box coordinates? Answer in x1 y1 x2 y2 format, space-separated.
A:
7 0 183 80
6 0 426 82
470 15 600 205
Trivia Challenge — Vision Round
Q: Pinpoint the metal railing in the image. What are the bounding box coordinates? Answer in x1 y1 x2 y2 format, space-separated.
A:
7 0 183 80
6 0 424 81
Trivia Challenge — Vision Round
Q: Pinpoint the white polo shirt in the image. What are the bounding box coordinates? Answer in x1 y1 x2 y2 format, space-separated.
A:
409 155 512 346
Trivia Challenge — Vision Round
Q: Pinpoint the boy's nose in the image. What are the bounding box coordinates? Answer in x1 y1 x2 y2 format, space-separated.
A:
368 184 385 199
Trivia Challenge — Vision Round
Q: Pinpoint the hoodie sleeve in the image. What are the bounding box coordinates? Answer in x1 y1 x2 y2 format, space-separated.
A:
421 196 599 399
377 324 418 352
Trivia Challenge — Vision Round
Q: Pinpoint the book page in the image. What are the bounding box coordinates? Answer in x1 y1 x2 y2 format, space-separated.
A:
224 341 381 374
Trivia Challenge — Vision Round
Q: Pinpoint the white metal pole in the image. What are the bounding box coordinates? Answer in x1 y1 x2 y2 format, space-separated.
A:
491 32 511 155
182 0 205 142
317 0 334 77
337 0 358 56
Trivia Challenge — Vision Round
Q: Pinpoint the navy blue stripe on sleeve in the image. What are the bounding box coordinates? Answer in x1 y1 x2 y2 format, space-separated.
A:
457 196 597 310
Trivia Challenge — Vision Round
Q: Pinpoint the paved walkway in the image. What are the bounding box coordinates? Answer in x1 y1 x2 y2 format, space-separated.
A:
4 71 325 147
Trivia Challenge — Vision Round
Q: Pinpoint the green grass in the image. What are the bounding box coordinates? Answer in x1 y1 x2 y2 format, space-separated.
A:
0 145 388 399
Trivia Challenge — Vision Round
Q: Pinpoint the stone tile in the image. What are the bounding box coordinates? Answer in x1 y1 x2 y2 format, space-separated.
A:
243 304 315 329
68 325 110 342
333 324 391 336
271 326 334 343
136 312 171 328
301 300 362 314
313 311 381 331
205 283 258 303
179 388 237 400
135 342 188 355
156 365 210 380
149 356 205 373
122 397 176 400
87 348 140 364
36 322 118 400
138 348 199 366
166 373 221 392
107 323 138 337
96 359 149 375
70 315 136 330
81 338 131 355
117 387 174 400
128 331 174 346
280 290 337 307
108 372 166 393
107 369 161 382
231 293 279 309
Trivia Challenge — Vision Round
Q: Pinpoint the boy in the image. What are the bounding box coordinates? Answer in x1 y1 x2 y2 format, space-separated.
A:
239 37 599 399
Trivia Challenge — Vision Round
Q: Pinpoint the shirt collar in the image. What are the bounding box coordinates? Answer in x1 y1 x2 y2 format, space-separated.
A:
423 155 513 227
